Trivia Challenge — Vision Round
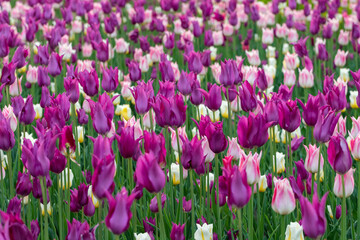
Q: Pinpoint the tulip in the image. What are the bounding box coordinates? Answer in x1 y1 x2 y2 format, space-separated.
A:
50 149 67 174
239 151 262 185
170 223 185 240
297 94 319 126
116 125 140 159
334 50 348 67
181 136 204 170
91 155 116 199
219 59 240 87
128 60 142 82
0 112 15 151
277 99 301 133
239 81 257 112
204 120 227 154
77 109 89 125
313 106 340 143
58 125 76 155
285 222 305 240
78 69 99 97
92 40 109 62
227 137 244 161
89 101 112 135
12 46 29 69
298 68 314 88
194 223 213 240
66 219 95 239
1 62 16 85
132 81 154 115
237 112 272 149
105 187 134 235
135 153 165 193
187 51 203 74
292 36 308 58
304 144 324 174
272 178 296 215
22 140 49 177
152 94 186 128
256 68 268 91
149 193 166 213
102 66 119 93
350 135 360 160
326 85 346 112
246 49 261 66
200 84 222 111
64 76 79 103
299 192 328 239
48 52 62 77
15 172 32 196
333 168 355 198
327 134 352 174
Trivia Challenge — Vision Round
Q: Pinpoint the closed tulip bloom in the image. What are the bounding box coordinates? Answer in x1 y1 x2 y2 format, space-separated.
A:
128 60 142 82
0 112 15 151
227 166 252 208
350 135 360 160
59 125 76 155
50 149 67 174
89 101 112 135
256 68 268 91
219 59 239 87
201 84 222 111
333 168 355 198
152 94 186 128
313 106 340 143
317 43 328 61
92 40 109 62
187 51 203 74
292 36 308 58
159 58 175 82
22 140 50 177
297 94 319 126
239 81 257 112
285 222 304 240
237 112 272 149
78 69 99 97
116 126 140 159
204 120 227 154
48 52 62 77
37 66 50 87
135 153 165 193
1 62 16 85
239 151 262 185
334 50 348 67
177 71 196 96
327 134 352 174
246 49 261 66
102 66 119 93
170 223 185 240
89 135 114 169
277 100 301 133
92 155 116 199
19 96 36 125
264 99 279 125
105 187 135 235
64 76 79 103
304 144 324 174
149 193 166 212
299 192 328 239
272 178 296 215
181 136 204 170
15 172 32 196
77 109 88 125
227 137 244 161
326 85 346 112
66 219 95 239
298 68 314 88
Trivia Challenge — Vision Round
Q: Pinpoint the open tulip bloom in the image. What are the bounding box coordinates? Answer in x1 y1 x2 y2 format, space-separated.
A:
3 0 360 240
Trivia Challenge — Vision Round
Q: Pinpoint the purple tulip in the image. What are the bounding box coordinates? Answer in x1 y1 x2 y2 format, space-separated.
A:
237 112 272 149
37 66 51 87
328 134 352 174
78 69 99 97
317 43 328 61
277 85 294 101
295 159 309 180
239 81 257 112
92 39 109 62
66 219 95 240
1 61 16 85
159 58 175 82
59 125 76 155
47 52 62 77
102 66 119 93
89 101 112 135
200 83 222 111
256 68 268 91
77 109 89 125
64 76 80 103
204 30 214 46
143 131 167 167
40 86 51 108
116 125 140 159
313 106 340 143
35 44 49 65
150 193 166 212
170 223 185 240
139 36 150 52
152 94 186 128
12 46 29 69
19 96 36 126
326 85 346 112
291 136 305 152
299 192 328 239
15 172 32 197
50 149 67 174
128 60 142 82
105 187 134 235
135 153 165 193
297 94 320 126
181 136 204 170
219 59 240 87
0 112 15 151
205 120 228 153
187 51 203 74
277 99 301 133
264 98 279 126
226 166 251 208
22 140 49 177
92 155 116 199
89 135 114 169
177 71 196 96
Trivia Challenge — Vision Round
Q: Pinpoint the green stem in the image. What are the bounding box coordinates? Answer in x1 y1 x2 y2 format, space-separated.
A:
280 215 285 240
6 150 13 197
98 201 102 239
227 87 232 137
317 144 321 196
357 161 360 237
311 173 315 201
238 208 243 240
215 154 222 238
190 170 195 237
341 174 346 240
58 174 63 240
157 193 166 240
248 185 253 240
175 128 184 224
40 177 49 240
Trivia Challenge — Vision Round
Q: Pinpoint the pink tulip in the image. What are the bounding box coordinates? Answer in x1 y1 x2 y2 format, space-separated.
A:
202 137 215 163
304 144 324 174
283 69 296 87
82 43 93 58
284 52 299 70
223 23 234 37
139 56 150 73
239 151 262 185
333 168 355 198
262 28 274 44
338 30 349 46
227 137 245 161
9 76 22 96
246 50 261 66
287 29 299 42
243 66 258 85
213 31 224 46
115 38 129 53
272 178 296 215
26 65 38 84
149 46 163 63
276 23 288 38
333 116 346 137
2 106 17 132
350 116 360 138
298 68 314 88
334 50 348 67
350 135 360 160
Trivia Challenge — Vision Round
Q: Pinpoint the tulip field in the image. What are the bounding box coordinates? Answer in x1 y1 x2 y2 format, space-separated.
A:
3 0 360 239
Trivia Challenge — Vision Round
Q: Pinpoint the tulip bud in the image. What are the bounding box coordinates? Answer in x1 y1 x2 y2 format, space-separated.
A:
333 168 355 198
271 178 296 215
